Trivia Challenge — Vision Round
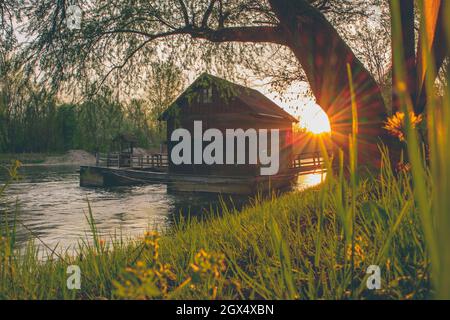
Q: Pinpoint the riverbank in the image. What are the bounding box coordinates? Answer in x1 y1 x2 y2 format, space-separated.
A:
0 150 96 166
0 153 51 165
0 156 431 299
0 147 166 167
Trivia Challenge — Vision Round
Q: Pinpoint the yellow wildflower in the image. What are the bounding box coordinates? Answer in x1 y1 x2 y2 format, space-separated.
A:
384 111 423 142
144 231 160 260
346 236 367 268
191 249 226 280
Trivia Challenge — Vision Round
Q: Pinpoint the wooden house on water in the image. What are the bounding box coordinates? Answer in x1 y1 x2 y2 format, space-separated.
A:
158 73 299 193
80 73 317 194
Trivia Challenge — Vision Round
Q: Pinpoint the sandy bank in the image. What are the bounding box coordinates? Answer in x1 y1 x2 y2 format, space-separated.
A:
13 150 97 167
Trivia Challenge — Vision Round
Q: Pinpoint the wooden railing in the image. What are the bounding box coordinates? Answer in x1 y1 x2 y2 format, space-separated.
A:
291 151 332 170
96 153 169 169
95 151 331 172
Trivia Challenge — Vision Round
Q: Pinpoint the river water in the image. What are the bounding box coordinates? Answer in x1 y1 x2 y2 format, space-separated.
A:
0 165 324 251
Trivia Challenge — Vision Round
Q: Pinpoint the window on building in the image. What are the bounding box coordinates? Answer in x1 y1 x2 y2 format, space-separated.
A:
196 88 213 104
200 88 213 103
207 87 213 102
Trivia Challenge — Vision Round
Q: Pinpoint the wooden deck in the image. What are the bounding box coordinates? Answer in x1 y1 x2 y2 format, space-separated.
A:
95 151 328 172
81 151 329 194
80 166 301 194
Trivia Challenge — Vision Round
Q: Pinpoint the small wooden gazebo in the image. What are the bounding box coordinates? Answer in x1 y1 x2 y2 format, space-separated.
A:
111 133 138 167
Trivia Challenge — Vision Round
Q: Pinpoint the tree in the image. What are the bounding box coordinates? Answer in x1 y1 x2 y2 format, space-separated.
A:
0 0 15 54
75 88 125 152
14 0 388 165
146 61 184 139
390 0 449 114
341 1 392 107
56 104 78 150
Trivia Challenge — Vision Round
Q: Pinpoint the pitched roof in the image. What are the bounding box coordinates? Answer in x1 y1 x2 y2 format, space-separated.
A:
160 73 298 123
113 133 138 143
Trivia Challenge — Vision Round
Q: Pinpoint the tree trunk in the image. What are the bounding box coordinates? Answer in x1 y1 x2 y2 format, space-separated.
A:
415 0 448 114
269 0 388 167
391 0 417 114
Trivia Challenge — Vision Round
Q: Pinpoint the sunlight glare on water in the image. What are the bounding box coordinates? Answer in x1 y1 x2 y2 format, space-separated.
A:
296 172 327 191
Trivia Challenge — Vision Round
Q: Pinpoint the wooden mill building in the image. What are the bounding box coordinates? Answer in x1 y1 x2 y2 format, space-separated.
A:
159 73 298 183
80 74 330 194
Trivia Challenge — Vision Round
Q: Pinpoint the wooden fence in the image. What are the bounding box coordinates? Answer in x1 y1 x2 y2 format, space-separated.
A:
96 150 332 172
96 153 169 170
291 151 332 170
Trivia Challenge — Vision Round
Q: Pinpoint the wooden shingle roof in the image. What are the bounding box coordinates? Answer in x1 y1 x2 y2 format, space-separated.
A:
160 73 298 123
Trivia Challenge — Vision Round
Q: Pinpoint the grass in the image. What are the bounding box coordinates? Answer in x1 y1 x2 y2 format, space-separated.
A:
0 152 434 299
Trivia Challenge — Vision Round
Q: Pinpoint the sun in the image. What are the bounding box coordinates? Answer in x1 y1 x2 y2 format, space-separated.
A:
300 104 331 134
260 85 331 135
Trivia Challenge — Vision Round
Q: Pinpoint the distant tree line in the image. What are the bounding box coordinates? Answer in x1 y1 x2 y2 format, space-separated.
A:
0 90 163 154
0 57 183 154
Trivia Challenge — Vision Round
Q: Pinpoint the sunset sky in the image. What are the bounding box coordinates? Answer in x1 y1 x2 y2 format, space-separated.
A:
261 84 331 134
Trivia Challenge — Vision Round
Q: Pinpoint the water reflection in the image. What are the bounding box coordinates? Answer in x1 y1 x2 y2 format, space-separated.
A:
0 165 325 250
296 171 327 191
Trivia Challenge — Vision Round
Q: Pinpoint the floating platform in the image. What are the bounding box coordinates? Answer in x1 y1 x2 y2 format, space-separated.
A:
81 151 328 195
80 166 300 195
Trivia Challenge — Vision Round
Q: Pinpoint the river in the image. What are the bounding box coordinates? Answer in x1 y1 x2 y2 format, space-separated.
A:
0 165 325 251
